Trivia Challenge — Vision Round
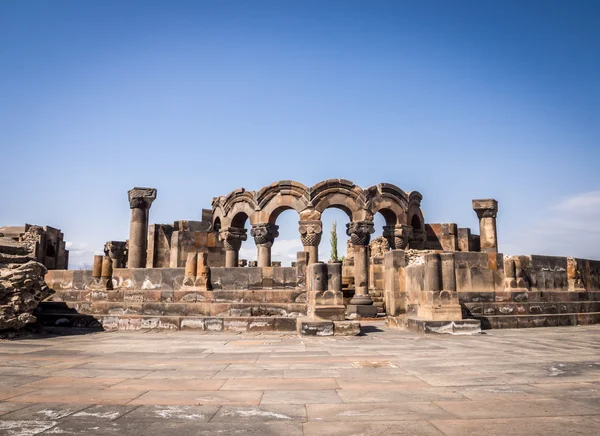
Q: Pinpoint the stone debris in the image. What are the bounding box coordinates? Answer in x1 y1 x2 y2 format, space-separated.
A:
0 236 54 331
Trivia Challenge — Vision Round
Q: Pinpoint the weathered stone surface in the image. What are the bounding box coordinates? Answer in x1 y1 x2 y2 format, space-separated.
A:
0 258 53 330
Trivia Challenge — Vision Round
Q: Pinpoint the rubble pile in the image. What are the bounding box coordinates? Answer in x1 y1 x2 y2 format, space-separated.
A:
0 235 53 330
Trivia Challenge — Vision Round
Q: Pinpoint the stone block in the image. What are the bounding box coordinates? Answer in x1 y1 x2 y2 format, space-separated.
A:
346 304 378 319
275 317 297 331
297 319 334 336
247 317 276 332
142 303 165 316
273 267 285 288
333 321 361 336
180 317 206 330
204 317 224 331
224 318 249 332
247 268 263 290
164 303 188 316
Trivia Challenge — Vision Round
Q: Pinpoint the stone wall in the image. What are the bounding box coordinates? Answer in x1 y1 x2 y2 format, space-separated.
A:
42 266 308 332
384 250 600 330
146 221 225 268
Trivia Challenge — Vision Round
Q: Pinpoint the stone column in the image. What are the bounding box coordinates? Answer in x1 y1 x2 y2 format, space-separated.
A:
92 255 103 279
218 227 247 267
127 187 157 268
298 220 322 264
347 221 375 305
472 199 498 253
383 224 413 250
251 223 279 267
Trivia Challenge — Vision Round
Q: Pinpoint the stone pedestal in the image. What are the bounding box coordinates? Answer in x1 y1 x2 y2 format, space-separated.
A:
346 221 374 308
297 262 360 336
472 199 498 253
251 223 279 267
127 187 157 268
219 227 247 267
299 220 322 264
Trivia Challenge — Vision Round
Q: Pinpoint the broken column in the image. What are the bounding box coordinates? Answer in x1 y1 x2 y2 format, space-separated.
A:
472 199 498 253
218 227 247 267
298 220 322 264
104 241 127 268
251 223 279 267
101 255 113 290
346 220 377 318
127 187 157 268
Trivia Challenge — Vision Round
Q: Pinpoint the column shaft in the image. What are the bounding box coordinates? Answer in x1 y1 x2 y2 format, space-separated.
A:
257 245 271 267
128 207 148 268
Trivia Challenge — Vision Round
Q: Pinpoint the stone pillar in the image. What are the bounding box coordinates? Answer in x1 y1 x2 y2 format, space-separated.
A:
440 253 456 292
383 224 413 250
424 253 441 292
472 199 498 253
251 223 279 267
298 220 322 264
127 187 157 268
92 255 103 279
101 255 113 290
218 227 247 267
347 221 375 306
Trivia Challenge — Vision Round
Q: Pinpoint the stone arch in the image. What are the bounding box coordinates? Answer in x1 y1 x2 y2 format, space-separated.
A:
365 183 409 225
310 179 367 221
254 181 311 224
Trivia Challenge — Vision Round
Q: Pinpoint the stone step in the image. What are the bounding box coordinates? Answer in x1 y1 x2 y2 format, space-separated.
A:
35 312 298 332
36 301 307 318
48 288 307 304
473 312 600 329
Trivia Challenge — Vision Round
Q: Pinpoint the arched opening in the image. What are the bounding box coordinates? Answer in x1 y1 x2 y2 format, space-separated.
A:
213 217 222 232
411 214 422 230
270 208 302 266
230 212 253 265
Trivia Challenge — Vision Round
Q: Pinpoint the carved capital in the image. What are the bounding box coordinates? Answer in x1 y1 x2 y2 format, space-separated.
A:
346 221 375 246
128 187 157 209
218 227 247 251
383 224 413 250
298 220 323 247
250 223 279 247
104 240 127 258
472 199 498 220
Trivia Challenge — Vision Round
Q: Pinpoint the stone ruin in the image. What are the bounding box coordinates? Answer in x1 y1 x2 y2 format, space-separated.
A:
5 179 598 336
0 228 54 331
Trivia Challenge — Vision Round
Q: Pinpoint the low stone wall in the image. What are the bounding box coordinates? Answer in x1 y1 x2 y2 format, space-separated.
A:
384 250 600 330
42 266 307 332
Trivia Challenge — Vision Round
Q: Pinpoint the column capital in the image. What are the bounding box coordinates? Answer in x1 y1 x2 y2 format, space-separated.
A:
383 224 413 250
128 187 157 209
346 221 375 246
219 227 247 251
250 223 279 247
298 220 323 247
472 199 498 219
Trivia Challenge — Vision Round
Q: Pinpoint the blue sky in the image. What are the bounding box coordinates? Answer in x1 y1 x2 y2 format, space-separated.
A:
1 0 598 266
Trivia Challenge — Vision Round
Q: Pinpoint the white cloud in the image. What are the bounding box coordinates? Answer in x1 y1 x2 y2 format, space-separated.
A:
65 241 102 269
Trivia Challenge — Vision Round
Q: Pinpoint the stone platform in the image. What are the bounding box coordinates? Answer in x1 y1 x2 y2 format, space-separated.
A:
1 323 600 435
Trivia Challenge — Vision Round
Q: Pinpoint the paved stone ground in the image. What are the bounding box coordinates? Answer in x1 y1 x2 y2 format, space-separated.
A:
1 322 600 435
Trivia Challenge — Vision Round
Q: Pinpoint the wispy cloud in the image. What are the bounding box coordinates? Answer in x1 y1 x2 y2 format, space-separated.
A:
65 241 102 269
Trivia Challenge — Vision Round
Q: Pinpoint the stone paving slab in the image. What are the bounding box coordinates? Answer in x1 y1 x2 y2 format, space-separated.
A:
0 322 599 435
